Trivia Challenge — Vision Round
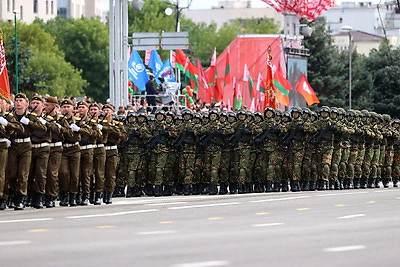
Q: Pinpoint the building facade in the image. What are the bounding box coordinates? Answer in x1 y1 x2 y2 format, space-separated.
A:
57 0 102 19
0 0 57 23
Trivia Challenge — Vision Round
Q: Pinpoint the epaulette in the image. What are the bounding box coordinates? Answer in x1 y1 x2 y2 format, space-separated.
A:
29 112 38 116
90 119 97 123
4 112 12 117
102 120 108 123
75 117 81 121
46 115 54 120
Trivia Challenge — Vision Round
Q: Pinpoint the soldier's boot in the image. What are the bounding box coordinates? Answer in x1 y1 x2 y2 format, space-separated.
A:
192 184 201 195
144 184 154 196
382 178 389 188
59 191 69 207
75 192 82 206
337 179 344 190
14 193 25 211
7 196 15 209
374 178 380 188
343 179 350 190
45 196 55 208
265 181 273 193
154 185 163 197
281 181 289 192
299 180 306 191
0 199 6 210
246 182 254 193
360 177 367 189
353 178 360 189
328 180 335 190
219 184 228 195
33 193 44 209
201 183 210 195
367 178 374 188
105 191 113 204
81 194 89 206
175 184 184 195
308 181 316 191
114 186 125 197
69 193 77 207
89 190 95 204
291 181 300 192
316 180 324 190
209 184 218 195
183 184 192 196
229 183 238 194
94 192 102 205
272 182 281 192
25 191 33 207
163 185 173 196
393 177 399 187
334 180 340 190
238 183 246 194
133 186 142 197
126 187 134 198
253 183 263 193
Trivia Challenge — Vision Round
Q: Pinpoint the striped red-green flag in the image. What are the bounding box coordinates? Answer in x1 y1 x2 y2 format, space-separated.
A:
263 53 277 109
174 49 199 92
243 64 255 99
273 64 292 107
232 77 242 111
224 47 231 87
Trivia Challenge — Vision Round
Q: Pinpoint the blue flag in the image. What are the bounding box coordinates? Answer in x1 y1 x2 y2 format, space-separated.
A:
148 50 163 76
155 59 176 83
128 50 149 92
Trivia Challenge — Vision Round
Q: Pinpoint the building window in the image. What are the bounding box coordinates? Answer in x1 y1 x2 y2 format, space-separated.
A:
20 6 23 20
33 0 38 13
12 0 15 11
46 1 49 14
58 7 67 19
7 0 10 12
51 1 54 15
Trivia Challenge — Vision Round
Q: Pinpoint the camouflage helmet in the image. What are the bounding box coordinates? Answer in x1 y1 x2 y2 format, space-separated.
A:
165 110 174 118
346 109 355 117
254 111 263 122
290 106 303 114
310 111 318 121
391 118 400 127
361 109 371 117
209 109 219 120
174 114 183 121
282 111 292 122
147 114 155 121
182 109 193 120
137 112 148 122
320 106 331 113
264 107 275 118
275 109 283 117
228 111 237 122
219 111 228 118
331 107 339 114
337 107 346 115
382 114 392 122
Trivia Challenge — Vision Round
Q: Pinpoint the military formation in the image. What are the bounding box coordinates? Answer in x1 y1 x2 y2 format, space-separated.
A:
1 93 399 211
0 93 127 211
116 106 400 197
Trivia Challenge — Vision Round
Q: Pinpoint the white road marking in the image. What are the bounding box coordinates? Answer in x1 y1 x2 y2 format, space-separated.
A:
318 191 368 197
171 261 230 267
375 189 397 193
250 196 310 203
114 195 211 205
0 240 32 246
324 245 366 252
168 202 240 210
148 201 187 206
66 209 158 219
138 230 177 235
0 218 54 224
252 223 284 227
338 214 366 219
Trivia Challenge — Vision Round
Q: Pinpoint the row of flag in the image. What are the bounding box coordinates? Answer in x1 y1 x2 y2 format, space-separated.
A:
0 35 11 101
127 47 320 110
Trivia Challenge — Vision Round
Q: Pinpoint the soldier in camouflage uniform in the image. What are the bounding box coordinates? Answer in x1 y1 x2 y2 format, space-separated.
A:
251 111 266 193
300 108 314 191
162 111 177 196
352 110 366 189
345 110 359 189
360 110 375 189
368 112 383 188
279 111 291 192
192 113 205 195
328 107 344 190
218 111 235 194
391 119 400 187
382 114 396 188
143 114 156 196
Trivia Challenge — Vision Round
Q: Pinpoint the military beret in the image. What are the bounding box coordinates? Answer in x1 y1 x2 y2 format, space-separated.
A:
89 102 100 109
102 103 115 111
77 100 88 107
45 96 58 104
60 99 74 106
15 93 29 101
31 95 44 103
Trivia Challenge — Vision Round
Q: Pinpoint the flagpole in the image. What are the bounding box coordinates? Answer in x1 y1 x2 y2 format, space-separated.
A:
13 10 18 94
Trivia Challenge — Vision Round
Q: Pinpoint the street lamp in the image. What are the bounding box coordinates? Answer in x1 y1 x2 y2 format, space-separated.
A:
164 0 192 32
342 25 353 110
13 10 18 94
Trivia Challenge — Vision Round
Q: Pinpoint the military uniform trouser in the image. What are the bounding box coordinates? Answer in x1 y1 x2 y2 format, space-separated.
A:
116 149 128 188
347 146 358 180
317 142 333 181
79 147 94 194
193 151 204 185
93 146 106 193
253 149 264 184
234 145 251 183
392 147 400 178
330 145 342 181
126 148 145 187
178 147 195 185
362 145 374 179
383 145 394 179
219 149 233 184
378 145 386 179
153 147 168 186
289 146 305 181
164 149 177 186
59 145 81 194
0 143 8 199
302 146 317 182
29 145 50 195
370 145 381 179
262 145 280 183
355 143 366 179
46 145 63 197
105 148 119 192
277 148 287 182
6 142 32 197
204 146 222 185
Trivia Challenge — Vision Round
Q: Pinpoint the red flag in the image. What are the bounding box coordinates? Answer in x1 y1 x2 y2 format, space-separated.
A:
273 64 291 107
224 47 231 87
206 49 222 102
264 54 277 109
295 74 320 105
0 36 11 100
145 50 152 66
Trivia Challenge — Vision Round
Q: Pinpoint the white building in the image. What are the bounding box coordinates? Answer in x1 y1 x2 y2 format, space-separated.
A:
58 0 102 19
0 0 57 23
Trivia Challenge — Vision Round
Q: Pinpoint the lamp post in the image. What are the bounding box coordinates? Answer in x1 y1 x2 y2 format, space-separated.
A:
13 10 18 94
342 25 353 110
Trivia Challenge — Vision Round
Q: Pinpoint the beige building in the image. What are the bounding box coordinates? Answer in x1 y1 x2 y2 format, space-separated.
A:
0 0 57 23
332 30 385 55
58 0 102 19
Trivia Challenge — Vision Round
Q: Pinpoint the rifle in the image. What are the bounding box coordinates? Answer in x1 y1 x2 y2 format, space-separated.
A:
173 130 194 150
42 106 56 119
198 130 222 151
281 125 303 147
145 129 168 150
2 107 15 120
311 124 336 145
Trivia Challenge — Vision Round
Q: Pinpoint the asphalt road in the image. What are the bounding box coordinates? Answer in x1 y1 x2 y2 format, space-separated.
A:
1 188 400 267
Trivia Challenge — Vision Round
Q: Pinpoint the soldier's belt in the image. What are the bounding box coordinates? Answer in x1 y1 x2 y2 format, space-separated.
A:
0 138 9 143
93 144 105 148
14 137 31 143
105 145 118 150
80 144 94 150
63 142 79 148
49 142 63 147
32 142 50 148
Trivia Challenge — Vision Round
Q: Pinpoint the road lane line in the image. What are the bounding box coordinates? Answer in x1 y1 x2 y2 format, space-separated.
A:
375 189 397 193
0 218 54 224
148 202 187 206
252 223 284 227
256 212 269 215
96 225 116 229
250 196 310 203
318 192 368 197
168 202 240 210
208 217 223 220
66 209 158 219
297 208 310 211
138 230 177 235
171 261 229 267
338 214 366 219
27 229 49 233
324 245 366 252
0 240 32 246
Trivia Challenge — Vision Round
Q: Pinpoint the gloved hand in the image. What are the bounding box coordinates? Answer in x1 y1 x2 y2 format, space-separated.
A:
38 117 47 125
160 129 169 136
20 116 30 125
70 123 80 132
270 126 280 133
55 123 62 129
6 139 11 147
97 124 103 131
0 117 8 127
